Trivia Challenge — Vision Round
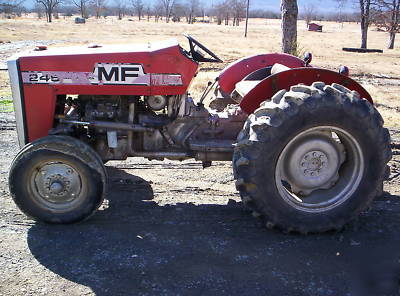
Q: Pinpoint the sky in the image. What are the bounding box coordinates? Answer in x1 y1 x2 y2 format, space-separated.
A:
24 0 356 13
248 0 354 13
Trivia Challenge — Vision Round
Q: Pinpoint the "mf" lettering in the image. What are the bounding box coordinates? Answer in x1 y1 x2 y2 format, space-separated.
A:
97 65 141 82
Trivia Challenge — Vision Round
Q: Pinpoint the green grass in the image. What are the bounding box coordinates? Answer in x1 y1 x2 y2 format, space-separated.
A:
0 99 14 112
0 99 12 105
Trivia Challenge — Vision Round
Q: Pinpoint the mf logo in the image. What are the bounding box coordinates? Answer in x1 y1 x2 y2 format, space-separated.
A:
89 63 149 85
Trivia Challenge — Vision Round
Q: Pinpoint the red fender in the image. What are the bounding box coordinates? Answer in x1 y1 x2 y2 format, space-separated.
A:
239 68 373 115
218 53 306 95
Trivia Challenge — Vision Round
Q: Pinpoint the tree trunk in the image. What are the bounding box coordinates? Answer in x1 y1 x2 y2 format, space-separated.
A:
360 16 368 48
48 8 52 22
281 0 298 54
359 0 370 49
388 31 396 49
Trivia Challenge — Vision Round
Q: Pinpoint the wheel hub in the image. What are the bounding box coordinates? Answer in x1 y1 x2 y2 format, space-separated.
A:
49 181 64 194
279 131 346 196
301 150 328 177
33 163 82 204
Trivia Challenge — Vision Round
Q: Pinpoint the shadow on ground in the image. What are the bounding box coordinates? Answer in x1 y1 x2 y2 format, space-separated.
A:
27 167 400 296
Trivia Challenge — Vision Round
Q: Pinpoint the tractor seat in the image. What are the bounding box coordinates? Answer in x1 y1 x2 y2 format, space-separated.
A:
233 63 291 100
270 63 290 75
234 80 261 98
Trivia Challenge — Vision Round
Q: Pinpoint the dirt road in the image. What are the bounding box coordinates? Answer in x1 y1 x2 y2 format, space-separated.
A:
0 111 399 296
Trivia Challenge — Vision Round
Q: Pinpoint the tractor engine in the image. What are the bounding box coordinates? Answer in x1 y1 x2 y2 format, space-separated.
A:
54 93 245 164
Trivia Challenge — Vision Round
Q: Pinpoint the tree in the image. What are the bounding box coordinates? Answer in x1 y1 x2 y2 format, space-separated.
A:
213 0 232 25
281 0 298 54
374 0 400 48
231 0 246 26
144 4 151 21
132 0 143 20
154 1 163 22
91 0 105 18
58 4 76 16
338 0 373 48
224 1 230 25
34 2 44 18
336 0 347 26
159 0 174 22
36 0 62 22
72 0 89 17
0 0 24 16
303 3 315 25
359 0 372 48
171 2 186 21
213 1 226 24
114 0 125 19
187 0 198 24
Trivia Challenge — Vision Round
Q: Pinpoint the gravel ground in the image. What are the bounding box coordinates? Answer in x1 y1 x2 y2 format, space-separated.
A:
0 111 399 296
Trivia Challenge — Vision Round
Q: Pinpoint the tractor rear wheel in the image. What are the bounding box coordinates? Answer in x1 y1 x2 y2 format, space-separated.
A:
233 82 392 233
9 136 107 224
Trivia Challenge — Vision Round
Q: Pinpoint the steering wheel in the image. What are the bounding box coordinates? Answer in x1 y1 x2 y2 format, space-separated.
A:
184 34 223 63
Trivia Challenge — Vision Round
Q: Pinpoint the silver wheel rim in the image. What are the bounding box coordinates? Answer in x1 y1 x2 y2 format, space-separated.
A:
28 160 86 211
275 126 364 213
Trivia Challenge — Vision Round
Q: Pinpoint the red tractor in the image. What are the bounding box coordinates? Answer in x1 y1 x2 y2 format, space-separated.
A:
7 35 391 233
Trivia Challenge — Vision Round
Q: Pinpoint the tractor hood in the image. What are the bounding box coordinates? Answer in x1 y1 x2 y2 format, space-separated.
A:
10 39 198 84
7 39 199 147
9 38 198 91
11 39 180 59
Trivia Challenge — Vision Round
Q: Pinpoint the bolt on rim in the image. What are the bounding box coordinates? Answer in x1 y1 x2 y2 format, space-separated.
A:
275 126 364 213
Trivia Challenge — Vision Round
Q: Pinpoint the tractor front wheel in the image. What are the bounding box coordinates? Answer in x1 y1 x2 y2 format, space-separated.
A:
233 82 392 233
9 136 107 224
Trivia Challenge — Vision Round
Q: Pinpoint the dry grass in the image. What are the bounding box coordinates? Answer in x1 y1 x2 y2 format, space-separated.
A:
0 72 10 98
1 17 399 74
1 16 399 127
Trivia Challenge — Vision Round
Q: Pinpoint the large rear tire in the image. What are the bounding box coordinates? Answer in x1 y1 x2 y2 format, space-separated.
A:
233 82 392 233
9 136 107 224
